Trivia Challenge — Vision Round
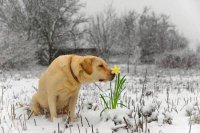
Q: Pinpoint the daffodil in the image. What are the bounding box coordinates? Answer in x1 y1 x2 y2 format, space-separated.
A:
100 64 126 115
112 65 120 74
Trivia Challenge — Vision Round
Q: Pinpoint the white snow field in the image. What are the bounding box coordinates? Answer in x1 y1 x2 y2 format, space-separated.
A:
1 68 200 133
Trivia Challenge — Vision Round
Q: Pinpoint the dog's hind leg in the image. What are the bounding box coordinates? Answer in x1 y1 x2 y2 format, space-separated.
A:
31 93 44 115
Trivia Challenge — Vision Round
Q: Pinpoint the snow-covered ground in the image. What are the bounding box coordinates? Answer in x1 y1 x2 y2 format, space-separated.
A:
1 68 200 133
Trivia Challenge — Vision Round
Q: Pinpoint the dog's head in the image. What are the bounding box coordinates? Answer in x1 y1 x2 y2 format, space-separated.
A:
76 56 115 83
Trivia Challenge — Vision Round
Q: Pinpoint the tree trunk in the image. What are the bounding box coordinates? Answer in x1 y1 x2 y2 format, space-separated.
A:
48 42 53 64
127 53 130 73
134 64 137 75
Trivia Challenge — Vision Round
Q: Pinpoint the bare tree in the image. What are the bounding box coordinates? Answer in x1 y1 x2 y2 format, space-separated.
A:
87 6 119 60
138 7 188 64
121 11 140 73
0 0 87 64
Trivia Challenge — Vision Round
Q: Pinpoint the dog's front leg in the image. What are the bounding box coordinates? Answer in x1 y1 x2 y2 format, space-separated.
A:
68 93 78 122
48 95 57 121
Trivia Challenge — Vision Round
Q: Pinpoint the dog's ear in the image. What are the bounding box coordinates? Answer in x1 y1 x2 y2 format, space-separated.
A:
80 57 94 75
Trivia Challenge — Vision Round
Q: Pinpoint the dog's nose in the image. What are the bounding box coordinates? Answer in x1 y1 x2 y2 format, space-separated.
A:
110 73 115 80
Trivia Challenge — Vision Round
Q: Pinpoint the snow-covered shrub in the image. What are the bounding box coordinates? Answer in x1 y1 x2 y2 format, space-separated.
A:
191 112 200 124
185 102 200 124
162 112 173 124
142 104 156 117
185 102 198 116
145 90 153 97
101 109 141 132
156 49 199 69
0 32 38 69
100 103 159 132
142 103 158 123
101 109 127 122
185 106 194 117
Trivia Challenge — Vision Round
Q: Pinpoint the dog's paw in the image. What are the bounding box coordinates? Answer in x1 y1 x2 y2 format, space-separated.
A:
33 111 40 116
48 117 54 122
48 115 58 122
69 116 79 123
49 117 62 122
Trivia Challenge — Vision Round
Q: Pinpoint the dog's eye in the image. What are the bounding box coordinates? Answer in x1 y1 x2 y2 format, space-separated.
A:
98 64 104 68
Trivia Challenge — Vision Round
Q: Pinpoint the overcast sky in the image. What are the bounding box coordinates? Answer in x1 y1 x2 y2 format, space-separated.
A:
81 0 200 49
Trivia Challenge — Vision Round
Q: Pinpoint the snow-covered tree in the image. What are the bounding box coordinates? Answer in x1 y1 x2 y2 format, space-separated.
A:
87 6 119 60
0 0 86 64
138 7 188 64
120 11 140 73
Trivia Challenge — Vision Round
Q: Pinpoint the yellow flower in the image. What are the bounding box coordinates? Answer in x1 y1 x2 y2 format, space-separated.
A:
111 65 120 74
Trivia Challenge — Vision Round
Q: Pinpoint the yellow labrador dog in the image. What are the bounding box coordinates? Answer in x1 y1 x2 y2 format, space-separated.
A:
31 55 115 121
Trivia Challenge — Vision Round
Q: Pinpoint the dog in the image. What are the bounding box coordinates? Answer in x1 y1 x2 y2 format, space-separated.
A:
31 55 115 121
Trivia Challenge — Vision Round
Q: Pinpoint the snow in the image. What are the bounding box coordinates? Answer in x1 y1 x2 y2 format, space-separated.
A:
1 68 200 133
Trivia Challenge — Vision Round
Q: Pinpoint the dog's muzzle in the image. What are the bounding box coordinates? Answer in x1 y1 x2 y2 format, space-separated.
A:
110 73 115 81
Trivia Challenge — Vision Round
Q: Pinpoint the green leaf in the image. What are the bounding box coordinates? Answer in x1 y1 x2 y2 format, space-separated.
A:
120 87 126 93
100 107 107 117
99 73 127 112
118 102 128 108
109 82 113 108
100 94 109 109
